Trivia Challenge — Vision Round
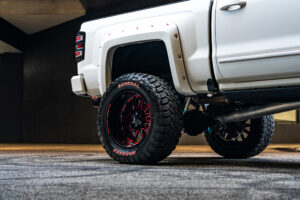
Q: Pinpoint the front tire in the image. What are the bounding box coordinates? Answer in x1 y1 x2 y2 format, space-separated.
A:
97 73 183 164
205 115 274 158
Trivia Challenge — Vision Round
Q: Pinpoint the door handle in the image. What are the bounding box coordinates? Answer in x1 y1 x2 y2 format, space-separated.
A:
220 0 247 11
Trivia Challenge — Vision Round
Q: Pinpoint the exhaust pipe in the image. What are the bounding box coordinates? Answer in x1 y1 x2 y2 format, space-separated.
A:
217 102 300 124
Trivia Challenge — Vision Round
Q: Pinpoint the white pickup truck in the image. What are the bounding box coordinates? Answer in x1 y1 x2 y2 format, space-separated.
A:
71 0 300 164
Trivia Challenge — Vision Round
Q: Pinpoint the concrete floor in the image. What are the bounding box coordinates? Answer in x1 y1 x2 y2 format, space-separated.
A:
0 145 300 200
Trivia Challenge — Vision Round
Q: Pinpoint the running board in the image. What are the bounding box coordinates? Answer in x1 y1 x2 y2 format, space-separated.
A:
217 102 300 124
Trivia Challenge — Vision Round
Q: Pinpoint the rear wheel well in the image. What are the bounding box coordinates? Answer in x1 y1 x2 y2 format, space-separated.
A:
111 41 173 83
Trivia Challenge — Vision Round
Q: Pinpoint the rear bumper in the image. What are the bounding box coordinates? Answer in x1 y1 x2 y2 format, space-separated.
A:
71 75 87 96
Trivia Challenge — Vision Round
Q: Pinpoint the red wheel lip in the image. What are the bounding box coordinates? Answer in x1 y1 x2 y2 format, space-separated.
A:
106 104 111 134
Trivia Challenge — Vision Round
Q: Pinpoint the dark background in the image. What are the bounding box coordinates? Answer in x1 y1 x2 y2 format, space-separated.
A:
23 18 97 143
0 54 23 142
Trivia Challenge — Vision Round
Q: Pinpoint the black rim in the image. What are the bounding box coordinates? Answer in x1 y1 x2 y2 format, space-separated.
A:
211 120 251 147
106 90 151 149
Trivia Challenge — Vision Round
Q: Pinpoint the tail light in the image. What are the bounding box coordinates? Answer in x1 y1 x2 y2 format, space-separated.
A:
75 32 85 62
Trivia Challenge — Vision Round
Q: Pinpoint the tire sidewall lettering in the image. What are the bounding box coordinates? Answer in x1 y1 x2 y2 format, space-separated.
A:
118 82 139 89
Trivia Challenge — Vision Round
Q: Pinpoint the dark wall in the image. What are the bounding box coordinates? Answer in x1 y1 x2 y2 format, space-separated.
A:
0 18 26 51
0 54 23 142
23 18 98 143
272 124 300 143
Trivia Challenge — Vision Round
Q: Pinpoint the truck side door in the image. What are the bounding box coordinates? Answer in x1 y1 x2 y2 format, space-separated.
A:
213 0 300 90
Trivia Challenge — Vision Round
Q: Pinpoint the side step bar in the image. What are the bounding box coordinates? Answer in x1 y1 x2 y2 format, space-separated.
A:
217 102 300 124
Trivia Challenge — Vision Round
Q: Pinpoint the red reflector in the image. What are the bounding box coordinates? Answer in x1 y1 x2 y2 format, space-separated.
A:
75 51 82 57
76 35 83 42
76 44 83 49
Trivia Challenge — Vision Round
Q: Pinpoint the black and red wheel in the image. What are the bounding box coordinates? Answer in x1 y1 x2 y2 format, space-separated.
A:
97 73 183 164
205 115 274 158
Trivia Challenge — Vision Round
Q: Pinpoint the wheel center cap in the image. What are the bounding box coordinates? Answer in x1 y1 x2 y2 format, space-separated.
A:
131 112 142 128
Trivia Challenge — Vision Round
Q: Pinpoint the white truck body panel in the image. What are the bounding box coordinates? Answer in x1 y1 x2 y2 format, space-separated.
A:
73 0 300 97
77 0 212 96
71 75 86 95
98 23 193 96
213 0 300 91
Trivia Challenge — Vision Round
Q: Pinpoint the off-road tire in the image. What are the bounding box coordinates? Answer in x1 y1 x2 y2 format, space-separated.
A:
97 73 183 164
205 115 274 158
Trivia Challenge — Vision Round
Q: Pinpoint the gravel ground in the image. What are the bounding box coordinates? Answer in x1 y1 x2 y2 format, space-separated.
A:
0 151 300 200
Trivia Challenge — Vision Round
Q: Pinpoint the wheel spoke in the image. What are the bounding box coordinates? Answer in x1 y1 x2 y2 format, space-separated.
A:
224 133 228 139
245 123 251 127
134 96 141 109
244 129 250 135
240 133 245 141
140 98 144 110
